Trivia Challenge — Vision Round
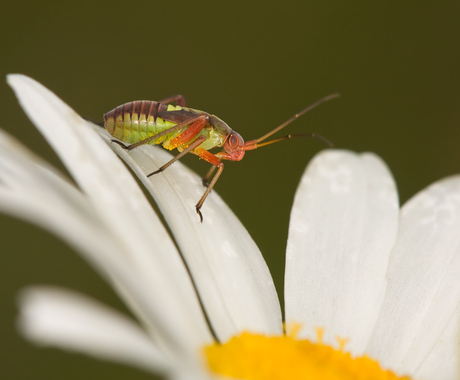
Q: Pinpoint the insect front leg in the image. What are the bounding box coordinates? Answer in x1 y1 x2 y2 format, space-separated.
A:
194 149 224 223
202 166 216 187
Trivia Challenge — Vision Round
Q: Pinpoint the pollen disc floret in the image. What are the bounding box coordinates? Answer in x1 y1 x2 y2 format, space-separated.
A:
204 330 413 380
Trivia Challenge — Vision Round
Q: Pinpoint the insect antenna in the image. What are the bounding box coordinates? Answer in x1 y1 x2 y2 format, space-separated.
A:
255 132 334 148
254 93 340 144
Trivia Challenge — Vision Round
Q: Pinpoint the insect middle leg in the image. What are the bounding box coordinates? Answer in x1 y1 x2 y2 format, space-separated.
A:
146 114 210 176
147 136 206 177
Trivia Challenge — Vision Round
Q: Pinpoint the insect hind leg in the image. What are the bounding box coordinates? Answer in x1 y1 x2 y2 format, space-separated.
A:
126 113 208 151
158 95 186 107
111 139 129 149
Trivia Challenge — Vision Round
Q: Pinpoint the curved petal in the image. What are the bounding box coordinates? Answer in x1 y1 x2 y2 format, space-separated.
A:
19 288 213 380
6 75 213 355
18 287 170 374
93 127 283 342
0 129 122 269
285 150 399 355
366 176 460 378
413 302 460 380
0 132 208 359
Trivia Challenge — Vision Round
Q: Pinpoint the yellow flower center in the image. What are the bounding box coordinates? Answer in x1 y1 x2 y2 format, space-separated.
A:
204 327 413 380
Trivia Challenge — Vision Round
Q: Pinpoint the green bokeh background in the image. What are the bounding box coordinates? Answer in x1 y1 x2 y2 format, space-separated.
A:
1 1 459 379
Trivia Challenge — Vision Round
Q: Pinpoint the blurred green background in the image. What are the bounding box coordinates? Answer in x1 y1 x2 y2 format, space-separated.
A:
1 1 459 379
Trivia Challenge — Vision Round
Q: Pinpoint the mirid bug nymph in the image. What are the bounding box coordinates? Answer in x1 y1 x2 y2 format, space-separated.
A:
103 94 339 222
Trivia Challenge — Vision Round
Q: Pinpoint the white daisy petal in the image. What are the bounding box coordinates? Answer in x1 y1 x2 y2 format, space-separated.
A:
366 176 460 377
285 150 399 354
0 135 204 359
413 302 460 380
6 75 213 355
93 127 283 342
0 129 121 269
18 287 170 375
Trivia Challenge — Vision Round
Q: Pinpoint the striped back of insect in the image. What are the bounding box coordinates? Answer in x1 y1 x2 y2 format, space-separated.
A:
104 101 198 145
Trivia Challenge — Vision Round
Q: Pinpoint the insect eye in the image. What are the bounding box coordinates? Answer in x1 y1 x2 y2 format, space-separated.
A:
230 134 238 147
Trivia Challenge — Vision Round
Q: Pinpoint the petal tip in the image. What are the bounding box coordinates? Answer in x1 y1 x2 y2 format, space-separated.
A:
6 73 31 89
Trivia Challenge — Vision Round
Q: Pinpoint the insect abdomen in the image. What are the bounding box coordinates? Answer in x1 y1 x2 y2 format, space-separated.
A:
104 101 179 144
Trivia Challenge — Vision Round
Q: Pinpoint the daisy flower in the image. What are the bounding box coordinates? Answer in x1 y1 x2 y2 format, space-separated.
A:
2 74 459 380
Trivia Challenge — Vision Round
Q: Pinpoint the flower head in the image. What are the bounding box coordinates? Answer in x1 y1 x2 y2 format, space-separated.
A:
2 75 460 379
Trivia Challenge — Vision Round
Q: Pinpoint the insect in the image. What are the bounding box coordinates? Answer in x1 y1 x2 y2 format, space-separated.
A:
104 94 339 222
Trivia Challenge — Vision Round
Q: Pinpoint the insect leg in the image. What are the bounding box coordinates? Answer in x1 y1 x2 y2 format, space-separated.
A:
126 114 208 150
168 114 209 149
110 139 129 149
202 166 216 187
147 136 206 177
158 95 186 107
194 149 224 223
147 115 209 175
